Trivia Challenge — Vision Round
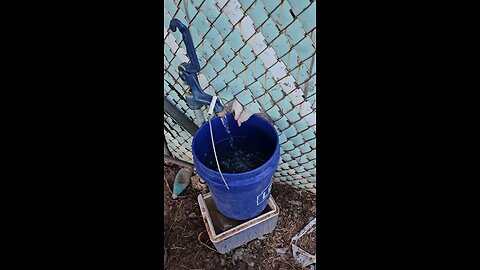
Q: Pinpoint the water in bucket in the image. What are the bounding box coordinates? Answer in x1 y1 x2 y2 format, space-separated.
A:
203 137 270 174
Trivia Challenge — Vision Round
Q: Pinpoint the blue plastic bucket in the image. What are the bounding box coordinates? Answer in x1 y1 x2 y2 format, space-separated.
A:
192 113 280 220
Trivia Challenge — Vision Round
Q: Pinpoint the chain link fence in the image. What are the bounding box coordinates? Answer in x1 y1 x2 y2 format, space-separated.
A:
164 0 316 193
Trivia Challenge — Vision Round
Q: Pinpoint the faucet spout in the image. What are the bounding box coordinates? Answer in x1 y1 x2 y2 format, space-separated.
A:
169 18 224 115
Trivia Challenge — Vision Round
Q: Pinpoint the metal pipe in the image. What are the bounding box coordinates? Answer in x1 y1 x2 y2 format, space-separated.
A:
164 154 195 170
164 97 199 136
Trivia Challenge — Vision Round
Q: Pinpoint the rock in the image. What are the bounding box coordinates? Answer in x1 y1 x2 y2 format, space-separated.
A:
220 257 226 266
257 236 266 240
188 212 197 218
191 174 207 191
232 248 244 261
290 200 302 206
236 261 248 270
286 249 293 258
275 248 287 254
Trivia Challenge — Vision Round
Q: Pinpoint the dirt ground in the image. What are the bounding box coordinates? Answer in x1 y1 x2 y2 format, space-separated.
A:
164 163 316 270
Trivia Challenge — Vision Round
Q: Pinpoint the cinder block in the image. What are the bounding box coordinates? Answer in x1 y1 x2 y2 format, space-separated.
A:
290 135 303 147
239 46 256 65
283 125 297 138
281 50 300 71
287 160 298 167
246 1 268 26
291 63 310 85
295 166 306 173
249 81 264 97
300 172 311 178
270 1 294 29
248 57 266 78
275 118 289 131
295 37 315 61
306 151 316 161
297 2 316 33
225 29 244 51
193 13 210 36
269 85 284 102
237 90 253 104
219 43 235 62
219 66 236 83
200 40 215 59
285 108 301 123
290 149 301 158
209 53 226 72
257 94 274 110
229 78 246 95
281 140 294 151
261 18 280 43
266 106 281 121
206 28 223 49
298 155 309 164
262 0 281 12
165 0 178 17
282 154 292 162
202 63 217 80
239 0 255 9
214 14 232 38
211 77 226 91
259 72 276 89
303 162 314 170
223 0 243 25
271 34 290 57
229 56 245 75
203 3 220 21
285 20 305 44
299 145 312 155
305 134 316 147
277 98 293 113
245 101 261 114
302 129 315 141
287 0 310 15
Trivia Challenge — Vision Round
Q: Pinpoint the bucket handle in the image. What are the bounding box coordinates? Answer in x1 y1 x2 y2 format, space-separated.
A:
208 99 230 190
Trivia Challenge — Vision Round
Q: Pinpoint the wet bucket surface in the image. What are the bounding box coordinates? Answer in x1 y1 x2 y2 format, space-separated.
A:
192 113 280 220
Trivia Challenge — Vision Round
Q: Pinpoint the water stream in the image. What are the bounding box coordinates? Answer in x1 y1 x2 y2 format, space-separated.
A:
220 115 234 148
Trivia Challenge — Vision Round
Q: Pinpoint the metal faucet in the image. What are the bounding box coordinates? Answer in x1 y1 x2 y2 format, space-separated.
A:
169 18 225 117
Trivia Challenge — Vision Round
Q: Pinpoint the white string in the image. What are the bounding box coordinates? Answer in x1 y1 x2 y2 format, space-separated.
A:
208 115 230 190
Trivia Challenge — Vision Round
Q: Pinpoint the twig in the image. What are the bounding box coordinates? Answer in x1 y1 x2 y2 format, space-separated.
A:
183 231 195 238
197 231 220 253
165 201 182 241
164 177 173 195
272 257 297 270
193 249 201 261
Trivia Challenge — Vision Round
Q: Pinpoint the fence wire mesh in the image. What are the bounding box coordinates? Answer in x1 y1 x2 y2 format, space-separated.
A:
164 0 316 193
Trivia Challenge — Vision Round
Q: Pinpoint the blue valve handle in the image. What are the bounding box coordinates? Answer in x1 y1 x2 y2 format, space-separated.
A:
169 18 224 113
